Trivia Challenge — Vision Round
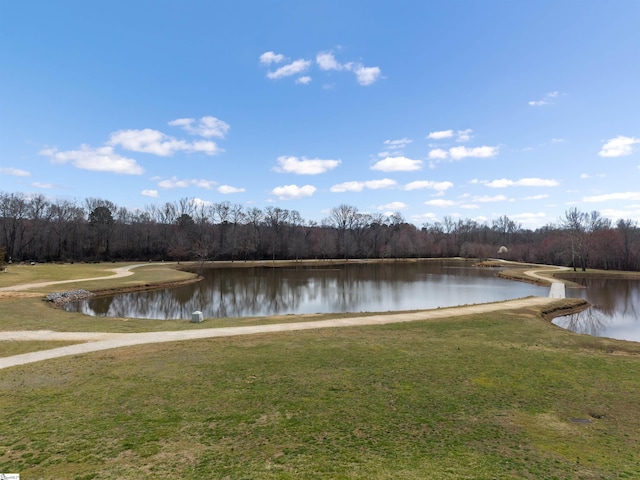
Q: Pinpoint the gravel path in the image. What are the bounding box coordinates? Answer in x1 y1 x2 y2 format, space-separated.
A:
523 265 570 282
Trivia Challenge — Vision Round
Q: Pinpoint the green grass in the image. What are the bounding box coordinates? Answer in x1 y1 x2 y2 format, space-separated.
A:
1 313 639 479
0 262 138 287
1 261 639 478
0 262 197 293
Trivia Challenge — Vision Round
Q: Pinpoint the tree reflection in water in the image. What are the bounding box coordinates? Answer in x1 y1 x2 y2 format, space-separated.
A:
553 307 610 337
556 277 640 341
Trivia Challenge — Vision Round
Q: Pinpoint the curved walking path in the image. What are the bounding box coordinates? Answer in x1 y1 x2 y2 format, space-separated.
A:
0 296 567 370
0 262 580 370
523 265 570 283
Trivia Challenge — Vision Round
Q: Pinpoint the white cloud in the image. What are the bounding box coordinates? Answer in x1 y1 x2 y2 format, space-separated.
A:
191 198 214 207
378 201 407 211
191 179 217 189
271 184 316 200
456 129 473 142
528 100 549 107
509 212 547 226
427 130 454 140
460 204 480 209
523 194 549 200
157 177 217 189
190 140 221 155
354 65 381 86
0 167 30 176
267 59 311 79
109 129 185 156
528 91 561 106
601 207 640 222
330 178 396 193
270 50 381 86
157 177 190 189
384 137 412 150
598 135 640 157
142 189 159 198
40 145 143 175
32 182 54 189
580 173 606 179
428 145 498 163
109 129 221 156
428 149 449 160
316 51 342 71
218 185 246 194
428 129 473 142
260 51 285 65
583 192 640 202
275 156 341 175
449 145 498 160
424 199 457 207
473 194 508 202
168 116 230 138
331 181 365 193
365 178 397 189
403 180 453 192
484 177 559 188
371 156 422 172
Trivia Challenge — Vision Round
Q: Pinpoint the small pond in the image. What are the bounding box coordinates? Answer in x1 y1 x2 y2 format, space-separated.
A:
64 260 548 319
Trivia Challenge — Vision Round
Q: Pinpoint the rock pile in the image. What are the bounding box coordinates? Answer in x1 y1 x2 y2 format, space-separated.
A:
46 289 95 305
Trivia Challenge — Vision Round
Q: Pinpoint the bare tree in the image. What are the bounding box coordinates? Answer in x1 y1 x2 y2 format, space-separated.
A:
264 206 289 260
328 204 358 259
492 214 521 245
561 208 611 271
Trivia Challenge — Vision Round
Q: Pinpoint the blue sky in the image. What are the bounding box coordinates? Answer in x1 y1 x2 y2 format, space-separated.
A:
1 0 639 228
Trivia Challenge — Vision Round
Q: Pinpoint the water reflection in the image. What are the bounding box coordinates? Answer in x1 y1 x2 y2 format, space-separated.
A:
64 261 548 320
554 278 640 341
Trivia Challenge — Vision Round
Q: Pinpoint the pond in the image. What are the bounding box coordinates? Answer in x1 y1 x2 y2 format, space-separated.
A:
64 260 548 319
554 277 640 342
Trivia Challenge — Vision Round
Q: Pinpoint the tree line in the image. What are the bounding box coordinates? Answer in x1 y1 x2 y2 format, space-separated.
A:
1 191 639 271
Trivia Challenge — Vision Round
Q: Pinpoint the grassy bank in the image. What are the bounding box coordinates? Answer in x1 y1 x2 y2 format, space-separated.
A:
0 262 198 294
1 260 639 478
1 311 639 479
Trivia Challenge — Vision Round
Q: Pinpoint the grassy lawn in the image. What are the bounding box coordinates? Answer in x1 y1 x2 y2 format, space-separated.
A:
0 262 197 293
1 313 639 479
0 262 139 287
1 260 639 478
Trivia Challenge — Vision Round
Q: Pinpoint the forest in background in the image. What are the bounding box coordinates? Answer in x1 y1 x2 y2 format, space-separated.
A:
1 191 639 272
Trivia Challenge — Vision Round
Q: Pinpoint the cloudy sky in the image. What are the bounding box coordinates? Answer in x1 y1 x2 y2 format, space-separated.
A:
1 0 639 228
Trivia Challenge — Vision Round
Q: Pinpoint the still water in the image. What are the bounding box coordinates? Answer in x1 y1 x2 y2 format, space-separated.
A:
64 261 548 319
554 278 640 342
